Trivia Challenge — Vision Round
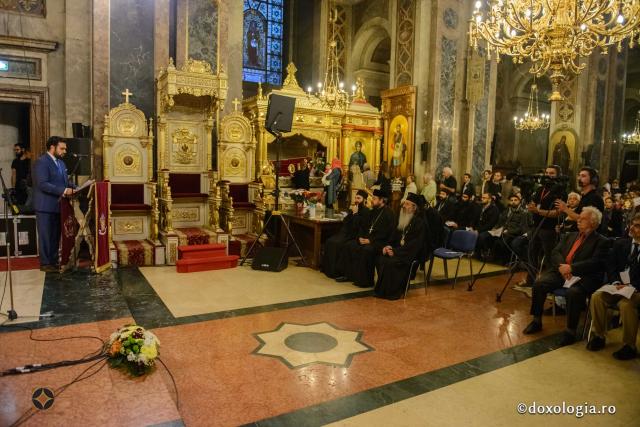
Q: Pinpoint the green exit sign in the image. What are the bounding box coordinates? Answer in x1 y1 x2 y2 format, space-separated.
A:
0 60 8 71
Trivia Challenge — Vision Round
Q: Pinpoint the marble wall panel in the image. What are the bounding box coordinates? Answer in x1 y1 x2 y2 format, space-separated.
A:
188 0 218 70
436 37 456 170
109 0 155 120
471 60 490 179
591 79 606 169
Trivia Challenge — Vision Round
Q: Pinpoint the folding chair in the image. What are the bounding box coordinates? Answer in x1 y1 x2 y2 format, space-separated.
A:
426 230 479 291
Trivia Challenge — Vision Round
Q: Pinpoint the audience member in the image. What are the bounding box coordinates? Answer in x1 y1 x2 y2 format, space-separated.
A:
588 214 640 360
336 189 395 287
421 173 437 206
477 194 526 257
460 173 473 196
476 192 500 233
373 161 392 196
362 163 376 189
448 189 479 229
523 207 609 346
602 196 624 238
322 190 370 278
435 189 457 222
439 166 457 195
374 193 426 300
401 174 417 202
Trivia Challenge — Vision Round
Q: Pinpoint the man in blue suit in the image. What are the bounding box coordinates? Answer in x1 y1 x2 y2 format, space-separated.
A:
33 137 75 271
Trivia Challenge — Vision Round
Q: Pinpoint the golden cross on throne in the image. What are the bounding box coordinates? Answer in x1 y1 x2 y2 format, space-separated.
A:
232 98 241 112
122 88 133 104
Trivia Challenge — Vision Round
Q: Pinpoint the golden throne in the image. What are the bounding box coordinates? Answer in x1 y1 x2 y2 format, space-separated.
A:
156 58 228 264
102 92 162 267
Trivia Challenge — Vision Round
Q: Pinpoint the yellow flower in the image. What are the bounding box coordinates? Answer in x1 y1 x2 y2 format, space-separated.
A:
140 344 158 360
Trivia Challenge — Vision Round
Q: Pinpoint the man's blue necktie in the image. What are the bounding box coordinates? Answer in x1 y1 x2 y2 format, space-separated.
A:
55 159 66 183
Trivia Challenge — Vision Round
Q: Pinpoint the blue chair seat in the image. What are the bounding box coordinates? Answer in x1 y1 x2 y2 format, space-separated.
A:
433 248 464 259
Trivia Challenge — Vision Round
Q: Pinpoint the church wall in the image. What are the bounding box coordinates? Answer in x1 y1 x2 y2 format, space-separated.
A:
0 0 91 144
109 0 155 120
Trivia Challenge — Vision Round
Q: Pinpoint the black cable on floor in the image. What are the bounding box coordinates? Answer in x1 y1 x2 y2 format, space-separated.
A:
0 324 108 376
9 358 108 427
157 357 180 410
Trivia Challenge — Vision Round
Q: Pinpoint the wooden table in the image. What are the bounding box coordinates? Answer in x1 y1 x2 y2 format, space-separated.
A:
281 213 343 270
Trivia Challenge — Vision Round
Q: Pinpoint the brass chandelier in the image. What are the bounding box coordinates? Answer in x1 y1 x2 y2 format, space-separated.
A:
307 1 353 110
513 81 550 132
623 111 640 144
469 0 640 101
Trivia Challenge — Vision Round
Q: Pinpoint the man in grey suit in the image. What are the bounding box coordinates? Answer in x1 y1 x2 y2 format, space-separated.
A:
33 137 75 271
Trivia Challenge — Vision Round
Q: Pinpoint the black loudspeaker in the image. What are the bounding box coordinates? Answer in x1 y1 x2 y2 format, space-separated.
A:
265 94 295 133
72 123 83 138
251 247 288 272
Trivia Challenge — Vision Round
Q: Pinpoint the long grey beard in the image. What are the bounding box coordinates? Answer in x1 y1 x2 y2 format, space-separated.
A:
397 211 414 231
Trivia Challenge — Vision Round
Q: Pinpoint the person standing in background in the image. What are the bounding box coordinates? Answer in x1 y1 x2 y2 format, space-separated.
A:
11 143 32 207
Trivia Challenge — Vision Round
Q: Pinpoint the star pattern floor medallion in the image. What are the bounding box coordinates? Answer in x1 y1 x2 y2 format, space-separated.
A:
252 322 374 368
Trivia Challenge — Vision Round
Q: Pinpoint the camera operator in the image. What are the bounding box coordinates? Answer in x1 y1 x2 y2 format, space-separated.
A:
524 165 567 285
555 167 604 221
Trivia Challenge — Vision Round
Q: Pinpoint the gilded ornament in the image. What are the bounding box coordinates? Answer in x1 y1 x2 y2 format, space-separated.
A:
172 128 198 164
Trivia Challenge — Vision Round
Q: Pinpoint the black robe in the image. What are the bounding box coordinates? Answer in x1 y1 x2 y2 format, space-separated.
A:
322 205 370 278
338 205 395 287
454 201 480 229
375 216 426 300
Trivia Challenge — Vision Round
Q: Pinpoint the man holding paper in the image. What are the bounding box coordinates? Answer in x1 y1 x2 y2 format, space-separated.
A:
587 214 640 360
33 137 76 271
523 207 609 346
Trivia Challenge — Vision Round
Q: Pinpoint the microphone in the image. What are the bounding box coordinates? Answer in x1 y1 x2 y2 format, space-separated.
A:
70 153 90 158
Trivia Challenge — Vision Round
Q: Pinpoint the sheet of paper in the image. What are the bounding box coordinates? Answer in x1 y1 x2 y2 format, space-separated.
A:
488 227 504 237
620 269 630 285
596 284 635 299
563 275 581 288
74 179 95 193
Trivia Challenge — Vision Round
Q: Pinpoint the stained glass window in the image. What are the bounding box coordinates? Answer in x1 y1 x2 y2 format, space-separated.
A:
243 0 283 85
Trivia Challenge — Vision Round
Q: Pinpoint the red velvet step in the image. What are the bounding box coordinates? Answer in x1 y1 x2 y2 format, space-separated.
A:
176 255 239 273
178 243 227 260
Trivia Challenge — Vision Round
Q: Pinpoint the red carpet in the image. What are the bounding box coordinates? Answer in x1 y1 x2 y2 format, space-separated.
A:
176 243 238 273
0 256 40 271
175 228 217 246
115 240 155 266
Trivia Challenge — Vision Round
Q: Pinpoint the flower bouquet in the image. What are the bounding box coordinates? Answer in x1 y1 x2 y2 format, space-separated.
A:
107 324 160 376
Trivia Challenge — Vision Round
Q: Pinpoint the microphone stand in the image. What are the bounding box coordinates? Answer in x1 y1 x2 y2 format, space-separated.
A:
240 115 307 267
0 168 17 320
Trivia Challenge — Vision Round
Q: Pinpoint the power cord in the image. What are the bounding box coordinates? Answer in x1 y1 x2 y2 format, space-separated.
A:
8 358 108 427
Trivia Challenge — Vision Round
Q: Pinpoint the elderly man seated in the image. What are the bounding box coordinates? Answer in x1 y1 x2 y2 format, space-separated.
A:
523 207 609 346
587 214 640 360
374 193 426 300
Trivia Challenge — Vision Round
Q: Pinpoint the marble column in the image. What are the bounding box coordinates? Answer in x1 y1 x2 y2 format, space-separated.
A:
219 0 243 114
92 0 110 180
422 0 474 177
155 0 171 72
64 0 91 136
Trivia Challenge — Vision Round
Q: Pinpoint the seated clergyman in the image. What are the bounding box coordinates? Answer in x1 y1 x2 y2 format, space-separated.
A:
587 214 640 360
322 189 370 279
523 207 609 346
374 193 426 300
336 189 395 287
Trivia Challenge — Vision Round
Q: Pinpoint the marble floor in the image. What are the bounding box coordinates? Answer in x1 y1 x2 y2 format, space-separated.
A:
0 262 637 427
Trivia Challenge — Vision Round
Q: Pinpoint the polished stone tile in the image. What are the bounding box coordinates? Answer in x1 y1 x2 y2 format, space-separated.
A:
0 269 45 325
328 330 640 427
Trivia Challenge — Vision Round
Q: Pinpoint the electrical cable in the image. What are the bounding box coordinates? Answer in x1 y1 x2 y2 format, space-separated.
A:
0 324 107 376
157 357 180 410
8 358 108 427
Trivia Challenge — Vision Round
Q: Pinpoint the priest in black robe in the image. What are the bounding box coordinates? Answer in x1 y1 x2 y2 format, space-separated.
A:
374 193 426 300
322 189 370 278
336 189 395 287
